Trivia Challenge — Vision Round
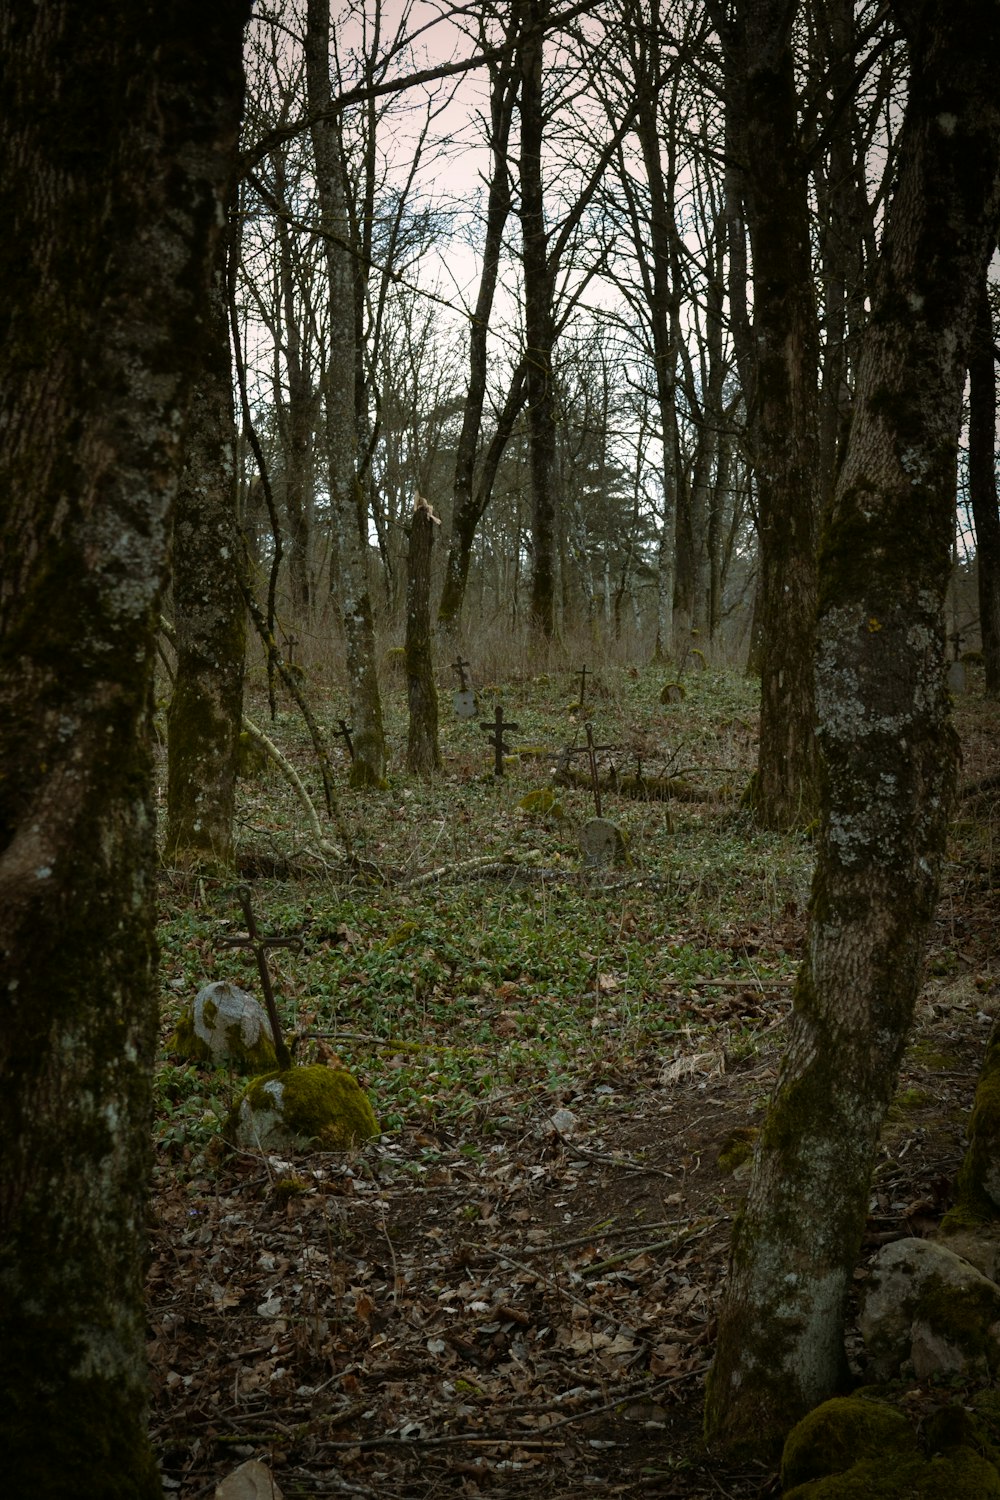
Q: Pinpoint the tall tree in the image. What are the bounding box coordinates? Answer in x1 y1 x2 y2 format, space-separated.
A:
719 0 821 828
519 0 560 636
306 0 387 787
968 266 1000 697
165 258 246 870
705 0 1000 1457
438 0 525 639
0 1 248 1491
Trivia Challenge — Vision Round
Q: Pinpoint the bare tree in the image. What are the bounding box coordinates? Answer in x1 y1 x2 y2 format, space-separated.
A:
307 0 387 786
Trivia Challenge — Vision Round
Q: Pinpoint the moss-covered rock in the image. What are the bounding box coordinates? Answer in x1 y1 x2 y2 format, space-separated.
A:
226 1065 379 1152
783 1446 1000 1497
942 1022 1000 1228
780 1396 916 1491
716 1126 759 1174
859 1236 1000 1381
518 788 564 818
170 981 278 1072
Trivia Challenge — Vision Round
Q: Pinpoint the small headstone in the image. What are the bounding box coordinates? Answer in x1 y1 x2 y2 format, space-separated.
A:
215 1459 284 1500
453 687 478 719
947 660 966 694
580 817 628 868
173 981 277 1071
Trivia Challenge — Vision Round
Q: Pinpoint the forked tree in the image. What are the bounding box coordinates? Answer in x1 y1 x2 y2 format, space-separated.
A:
705 0 1000 1457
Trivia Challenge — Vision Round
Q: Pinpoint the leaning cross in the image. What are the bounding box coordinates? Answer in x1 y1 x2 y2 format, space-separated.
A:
332 718 355 761
480 704 519 777
218 885 299 1070
583 722 620 818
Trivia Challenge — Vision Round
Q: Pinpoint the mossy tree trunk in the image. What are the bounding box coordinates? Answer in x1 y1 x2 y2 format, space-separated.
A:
717 0 820 829
968 267 1000 698
306 0 386 787
0 1 247 1493
405 499 442 776
165 260 246 870
705 0 1000 1459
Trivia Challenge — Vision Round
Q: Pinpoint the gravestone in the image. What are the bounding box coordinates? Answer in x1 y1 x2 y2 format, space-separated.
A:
580 817 628 868
452 657 478 718
947 659 966 694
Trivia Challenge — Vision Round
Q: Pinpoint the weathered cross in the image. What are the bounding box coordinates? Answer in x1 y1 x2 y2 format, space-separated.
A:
217 886 300 1070
577 662 589 707
585 722 605 817
452 656 472 691
332 718 354 760
480 704 519 777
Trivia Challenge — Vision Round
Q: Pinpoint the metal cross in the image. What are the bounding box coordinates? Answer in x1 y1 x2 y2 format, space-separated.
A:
585 722 605 817
217 886 300 1070
480 704 519 777
332 718 354 760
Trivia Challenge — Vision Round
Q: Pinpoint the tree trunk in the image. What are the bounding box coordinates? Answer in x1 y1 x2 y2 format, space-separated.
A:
968 269 1000 697
405 500 442 775
705 0 1000 1458
306 0 386 787
0 1 247 1491
165 261 246 870
724 0 821 828
519 0 559 638
438 9 521 641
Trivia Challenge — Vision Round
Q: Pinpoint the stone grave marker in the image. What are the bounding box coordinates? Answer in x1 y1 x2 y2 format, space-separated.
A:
452 656 478 719
578 722 627 867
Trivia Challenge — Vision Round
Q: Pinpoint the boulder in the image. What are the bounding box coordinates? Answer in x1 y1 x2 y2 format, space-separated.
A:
226 1065 379 1152
780 1396 916 1492
859 1236 1000 1381
171 981 278 1072
781 1396 1000 1497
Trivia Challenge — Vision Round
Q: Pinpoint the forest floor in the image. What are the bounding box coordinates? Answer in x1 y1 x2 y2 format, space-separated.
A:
148 657 1000 1498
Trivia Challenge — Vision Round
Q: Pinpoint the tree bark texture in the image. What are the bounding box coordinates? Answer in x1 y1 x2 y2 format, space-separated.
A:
306 0 386 786
968 270 1000 697
0 1 247 1492
705 0 1000 1459
405 500 442 775
165 264 246 870
732 0 821 828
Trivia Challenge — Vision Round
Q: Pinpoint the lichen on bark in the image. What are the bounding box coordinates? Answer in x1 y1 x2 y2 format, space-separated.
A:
0 1 250 1489
705 0 1000 1459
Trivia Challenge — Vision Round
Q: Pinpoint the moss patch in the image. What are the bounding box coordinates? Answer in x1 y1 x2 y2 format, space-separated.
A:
227 1065 380 1150
781 1396 916 1491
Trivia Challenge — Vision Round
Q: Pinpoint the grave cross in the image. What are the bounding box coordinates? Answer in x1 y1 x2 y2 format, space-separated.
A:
577 663 588 707
585 722 604 817
480 703 519 777
332 718 355 760
452 656 472 691
218 885 300 1069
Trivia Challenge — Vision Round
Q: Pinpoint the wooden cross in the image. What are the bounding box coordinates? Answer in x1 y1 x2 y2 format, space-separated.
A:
332 718 354 760
217 886 299 1070
480 703 519 777
452 656 472 691
577 663 588 706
